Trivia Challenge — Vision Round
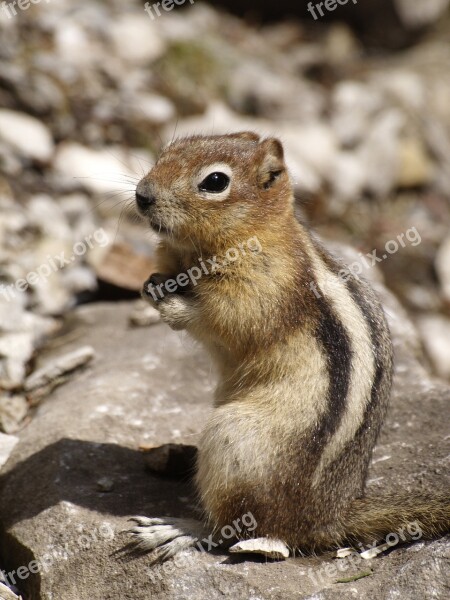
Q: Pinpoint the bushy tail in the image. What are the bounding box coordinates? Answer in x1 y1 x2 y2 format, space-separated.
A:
341 493 450 546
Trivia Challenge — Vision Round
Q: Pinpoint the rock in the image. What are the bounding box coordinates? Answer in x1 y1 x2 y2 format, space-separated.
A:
435 235 450 303
131 93 176 125
0 332 34 389
0 110 54 163
26 194 72 241
329 151 366 204
88 241 156 292
397 136 434 188
0 264 448 599
228 62 324 121
109 14 166 65
358 109 405 197
53 143 150 196
331 81 385 147
416 315 450 380
394 0 450 28
0 432 18 470
0 579 21 600
0 396 28 434
24 346 96 404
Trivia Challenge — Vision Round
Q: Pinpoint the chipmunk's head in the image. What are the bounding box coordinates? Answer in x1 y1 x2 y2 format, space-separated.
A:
135 132 293 248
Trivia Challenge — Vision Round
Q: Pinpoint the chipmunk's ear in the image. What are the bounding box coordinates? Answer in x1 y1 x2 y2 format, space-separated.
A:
227 131 260 142
258 138 285 189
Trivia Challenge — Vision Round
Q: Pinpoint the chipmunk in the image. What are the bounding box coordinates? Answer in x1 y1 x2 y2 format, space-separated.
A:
130 131 449 562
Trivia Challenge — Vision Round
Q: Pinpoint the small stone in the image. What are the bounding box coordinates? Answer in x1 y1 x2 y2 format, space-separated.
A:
229 538 290 559
0 109 54 162
88 241 155 292
0 395 28 434
96 477 114 493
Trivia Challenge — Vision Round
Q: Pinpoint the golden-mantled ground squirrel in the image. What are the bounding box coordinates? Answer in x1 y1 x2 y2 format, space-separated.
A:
130 132 449 562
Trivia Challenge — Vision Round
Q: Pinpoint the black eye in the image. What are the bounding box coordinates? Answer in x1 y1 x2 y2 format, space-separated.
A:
198 172 230 193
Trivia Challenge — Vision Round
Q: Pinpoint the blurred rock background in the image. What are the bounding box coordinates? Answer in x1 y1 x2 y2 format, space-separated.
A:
0 1 449 597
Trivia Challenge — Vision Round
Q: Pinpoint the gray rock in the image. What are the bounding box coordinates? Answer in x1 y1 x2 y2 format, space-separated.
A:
0 276 448 599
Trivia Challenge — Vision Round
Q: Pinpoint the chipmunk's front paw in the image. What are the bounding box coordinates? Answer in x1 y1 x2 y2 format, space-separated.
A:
127 517 203 564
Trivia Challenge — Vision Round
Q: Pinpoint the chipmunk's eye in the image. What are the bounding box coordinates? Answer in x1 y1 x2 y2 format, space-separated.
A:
198 172 230 193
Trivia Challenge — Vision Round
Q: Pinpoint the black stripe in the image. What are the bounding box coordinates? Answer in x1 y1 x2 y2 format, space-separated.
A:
311 292 353 452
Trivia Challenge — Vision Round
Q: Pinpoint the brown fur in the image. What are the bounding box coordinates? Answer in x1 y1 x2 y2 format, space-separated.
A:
136 132 450 554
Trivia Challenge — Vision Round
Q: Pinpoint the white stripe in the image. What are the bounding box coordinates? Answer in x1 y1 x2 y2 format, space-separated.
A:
310 251 375 485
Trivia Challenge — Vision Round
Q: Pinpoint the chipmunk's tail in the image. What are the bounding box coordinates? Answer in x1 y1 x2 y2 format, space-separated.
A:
341 493 450 546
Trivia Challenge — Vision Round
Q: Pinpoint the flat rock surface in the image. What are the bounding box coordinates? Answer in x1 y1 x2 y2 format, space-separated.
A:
0 291 449 600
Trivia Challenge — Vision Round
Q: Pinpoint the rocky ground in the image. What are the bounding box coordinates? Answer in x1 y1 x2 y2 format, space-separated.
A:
0 1 449 598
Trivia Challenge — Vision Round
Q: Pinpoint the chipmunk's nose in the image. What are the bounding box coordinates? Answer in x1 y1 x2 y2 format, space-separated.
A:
135 190 155 212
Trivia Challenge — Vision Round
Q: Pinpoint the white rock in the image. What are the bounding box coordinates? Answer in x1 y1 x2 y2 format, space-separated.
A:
371 71 425 111
132 93 176 124
358 110 405 197
229 537 289 559
54 143 145 195
54 21 94 66
27 194 72 240
417 315 450 379
0 332 34 388
109 15 165 65
331 81 384 146
436 235 450 302
0 432 19 470
330 151 366 202
394 0 450 28
0 109 54 162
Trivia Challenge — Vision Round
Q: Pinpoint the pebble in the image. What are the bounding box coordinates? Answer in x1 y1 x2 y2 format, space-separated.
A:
0 109 54 162
25 346 96 401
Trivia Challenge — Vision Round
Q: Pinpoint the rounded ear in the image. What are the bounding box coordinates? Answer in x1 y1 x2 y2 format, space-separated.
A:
226 131 260 143
258 138 285 189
